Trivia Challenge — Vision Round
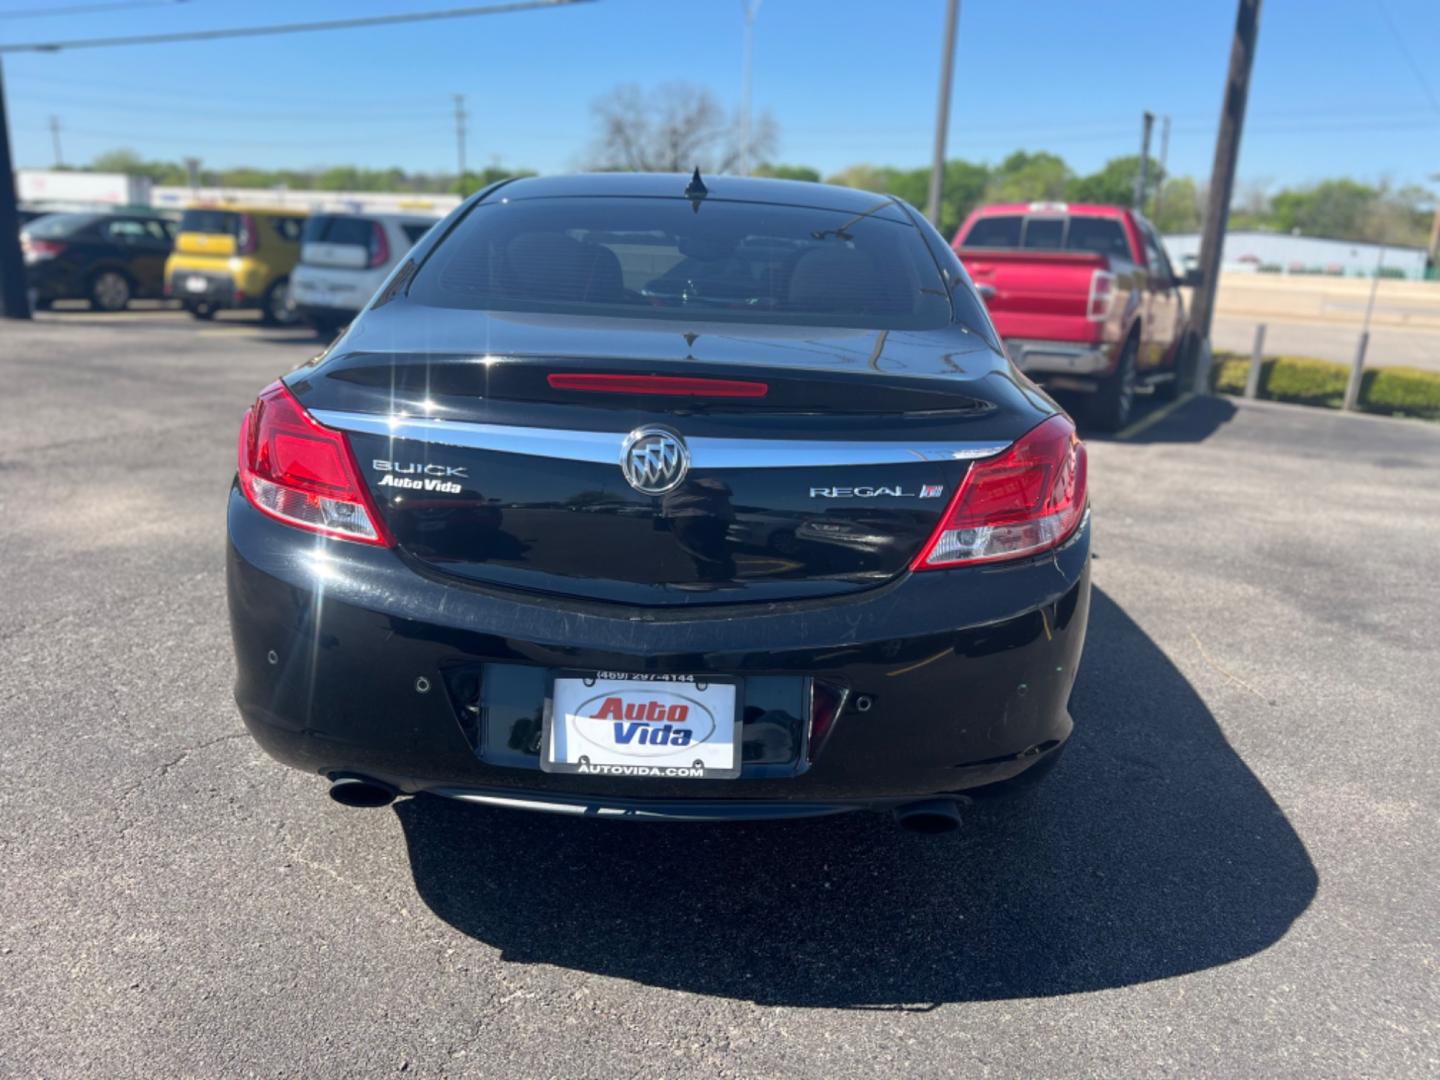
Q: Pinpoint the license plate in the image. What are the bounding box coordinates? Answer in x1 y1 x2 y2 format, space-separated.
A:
543 673 740 779
185 275 208 293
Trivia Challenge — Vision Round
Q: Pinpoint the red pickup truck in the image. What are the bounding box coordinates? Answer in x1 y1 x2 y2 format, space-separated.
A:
952 202 1195 431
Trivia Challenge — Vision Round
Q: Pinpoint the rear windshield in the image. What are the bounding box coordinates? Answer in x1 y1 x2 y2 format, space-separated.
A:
178 209 239 236
962 215 1021 248
401 223 432 244
1022 218 1064 249
962 214 1130 258
24 213 100 238
303 215 375 246
407 196 953 330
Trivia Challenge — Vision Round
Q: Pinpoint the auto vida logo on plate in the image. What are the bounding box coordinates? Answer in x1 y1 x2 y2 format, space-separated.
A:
620 426 689 494
571 689 717 756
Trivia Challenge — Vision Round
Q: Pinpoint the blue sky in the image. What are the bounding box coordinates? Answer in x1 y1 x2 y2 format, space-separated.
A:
2 0 1438 193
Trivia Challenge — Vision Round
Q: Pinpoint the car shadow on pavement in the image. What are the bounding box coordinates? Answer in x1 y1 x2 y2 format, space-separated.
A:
1078 392 1239 445
395 587 1316 1008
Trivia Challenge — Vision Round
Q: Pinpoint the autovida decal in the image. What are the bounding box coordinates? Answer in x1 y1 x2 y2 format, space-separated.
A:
569 689 717 757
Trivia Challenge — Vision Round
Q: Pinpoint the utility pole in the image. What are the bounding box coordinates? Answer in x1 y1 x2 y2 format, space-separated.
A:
1427 172 1439 274
925 0 961 229
453 93 468 197
49 115 63 167
184 156 202 193
1190 0 1263 391
1345 244 1386 411
1152 113 1171 221
0 60 31 320
738 0 762 176
1133 111 1155 211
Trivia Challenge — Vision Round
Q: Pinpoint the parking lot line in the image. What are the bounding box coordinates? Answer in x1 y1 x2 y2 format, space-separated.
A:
1115 392 1196 441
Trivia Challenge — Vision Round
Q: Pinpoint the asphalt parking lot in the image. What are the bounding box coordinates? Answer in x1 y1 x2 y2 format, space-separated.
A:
2 310 1437 1078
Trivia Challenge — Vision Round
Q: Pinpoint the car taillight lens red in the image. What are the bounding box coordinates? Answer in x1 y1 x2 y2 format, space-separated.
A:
23 238 67 261
237 381 391 546
913 414 1087 570
1087 269 1115 321
236 213 258 255
367 221 390 269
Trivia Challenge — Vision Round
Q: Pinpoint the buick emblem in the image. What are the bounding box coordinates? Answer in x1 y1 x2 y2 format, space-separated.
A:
620 427 689 495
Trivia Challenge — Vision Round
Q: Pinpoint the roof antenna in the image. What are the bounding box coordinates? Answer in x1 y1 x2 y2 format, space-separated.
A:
685 167 708 213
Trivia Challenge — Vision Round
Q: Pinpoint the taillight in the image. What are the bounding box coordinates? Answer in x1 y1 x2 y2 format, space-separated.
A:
22 238 66 262
912 414 1087 570
236 214 258 255
1087 270 1115 321
367 221 390 269
237 381 391 546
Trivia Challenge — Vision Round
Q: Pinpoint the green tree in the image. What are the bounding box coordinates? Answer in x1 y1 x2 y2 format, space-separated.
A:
825 164 900 194
753 163 820 182
934 160 990 236
454 166 535 196
89 148 184 185
827 159 989 237
986 151 1070 203
1270 179 1377 240
1067 155 1163 207
217 166 289 188
1152 176 1202 233
89 148 147 174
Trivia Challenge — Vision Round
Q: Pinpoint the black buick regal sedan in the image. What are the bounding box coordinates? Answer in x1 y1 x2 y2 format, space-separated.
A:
226 172 1090 832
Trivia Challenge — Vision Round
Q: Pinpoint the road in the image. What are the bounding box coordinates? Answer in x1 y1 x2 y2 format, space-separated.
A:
1210 314 1440 372
2 311 1437 1078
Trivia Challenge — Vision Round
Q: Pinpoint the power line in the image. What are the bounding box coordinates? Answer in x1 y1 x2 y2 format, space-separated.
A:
15 121 453 149
1375 0 1440 116
0 0 593 53
3 70 448 110
9 89 454 125
0 0 188 17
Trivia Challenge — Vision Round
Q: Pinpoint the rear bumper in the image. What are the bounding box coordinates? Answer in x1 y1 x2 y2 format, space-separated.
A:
167 271 258 310
227 487 1091 816
290 270 371 319
1007 339 1114 389
296 302 359 327
25 261 71 300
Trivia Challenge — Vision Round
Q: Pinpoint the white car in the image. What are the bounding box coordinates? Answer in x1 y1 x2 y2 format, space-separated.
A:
291 212 438 337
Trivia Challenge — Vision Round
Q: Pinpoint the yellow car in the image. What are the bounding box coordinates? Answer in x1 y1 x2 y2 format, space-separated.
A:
165 205 306 324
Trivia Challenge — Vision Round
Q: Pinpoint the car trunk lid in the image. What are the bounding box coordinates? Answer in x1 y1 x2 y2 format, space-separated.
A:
289 309 1042 606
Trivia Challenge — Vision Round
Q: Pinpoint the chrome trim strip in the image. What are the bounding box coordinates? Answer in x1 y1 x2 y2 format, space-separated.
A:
310 409 1010 468
432 790 856 820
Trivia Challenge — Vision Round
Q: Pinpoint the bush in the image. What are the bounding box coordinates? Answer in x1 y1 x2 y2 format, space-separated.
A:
1263 356 1349 407
1211 353 1440 421
1362 366 1440 419
1211 353 1250 395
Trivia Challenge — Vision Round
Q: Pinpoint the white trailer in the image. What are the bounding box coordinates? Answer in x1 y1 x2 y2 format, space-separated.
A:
17 169 154 209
